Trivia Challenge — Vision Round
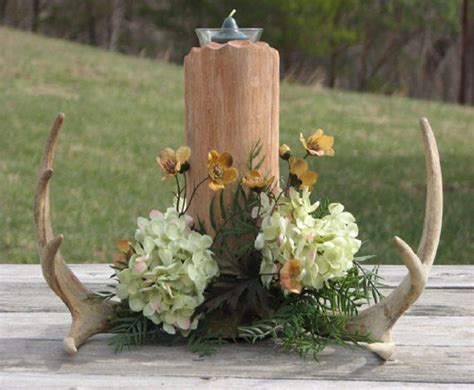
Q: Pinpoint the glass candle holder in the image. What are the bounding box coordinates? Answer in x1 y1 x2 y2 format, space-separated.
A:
195 28 263 47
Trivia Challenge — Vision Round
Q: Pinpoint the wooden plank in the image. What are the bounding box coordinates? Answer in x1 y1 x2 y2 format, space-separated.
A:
0 338 472 384
1 313 472 347
1 373 472 389
1 266 472 386
1 265 472 288
1 284 472 317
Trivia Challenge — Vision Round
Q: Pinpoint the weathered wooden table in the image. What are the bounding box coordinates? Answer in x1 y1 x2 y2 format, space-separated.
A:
0 264 473 389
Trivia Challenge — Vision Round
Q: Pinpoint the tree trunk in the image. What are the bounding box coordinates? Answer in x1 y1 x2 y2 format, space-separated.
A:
85 1 97 46
109 0 124 51
31 0 39 32
0 0 8 24
184 41 280 233
328 50 338 88
459 0 469 104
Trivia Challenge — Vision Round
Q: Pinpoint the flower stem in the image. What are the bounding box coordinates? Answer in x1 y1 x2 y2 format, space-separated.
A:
175 175 181 212
181 176 208 216
182 173 188 214
271 161 291 215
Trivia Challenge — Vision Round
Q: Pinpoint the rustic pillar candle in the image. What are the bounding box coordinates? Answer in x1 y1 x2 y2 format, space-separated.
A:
184 40 280 232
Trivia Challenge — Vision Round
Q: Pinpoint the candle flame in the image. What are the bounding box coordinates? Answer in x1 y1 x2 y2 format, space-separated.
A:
228 9 236 17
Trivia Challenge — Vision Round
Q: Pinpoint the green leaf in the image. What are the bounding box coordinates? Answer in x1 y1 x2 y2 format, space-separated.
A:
219 189 226 220
209 194 217 231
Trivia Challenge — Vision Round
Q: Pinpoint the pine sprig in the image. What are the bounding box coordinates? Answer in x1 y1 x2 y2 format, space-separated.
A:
239 259 383 360
187 330 226 357
108 302 167 352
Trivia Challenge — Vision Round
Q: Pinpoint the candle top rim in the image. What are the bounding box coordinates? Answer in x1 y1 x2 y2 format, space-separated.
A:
195 28 263 32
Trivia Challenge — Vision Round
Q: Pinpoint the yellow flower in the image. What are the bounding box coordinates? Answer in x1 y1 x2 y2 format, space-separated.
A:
299 129 335 157
242 170 274 193
288 157 318 190
279 144 292 160
280 258 302 293
208 150 238 191
156 146 191 179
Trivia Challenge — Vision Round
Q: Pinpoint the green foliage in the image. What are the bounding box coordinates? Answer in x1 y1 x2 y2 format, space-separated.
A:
311 197 330 219
202 181 281 330
239 258 383 359
247 139 266 171
187 330 226 357
108 302 165 353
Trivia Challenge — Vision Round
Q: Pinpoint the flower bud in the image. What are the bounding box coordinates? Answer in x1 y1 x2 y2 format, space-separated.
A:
279 144 292 160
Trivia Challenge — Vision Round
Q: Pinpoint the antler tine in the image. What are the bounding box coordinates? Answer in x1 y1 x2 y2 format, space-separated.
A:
417 117 443 266
346 118 443 360
34 114 116 355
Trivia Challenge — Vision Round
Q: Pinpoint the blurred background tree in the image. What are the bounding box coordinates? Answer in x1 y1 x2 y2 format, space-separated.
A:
0 0 472 104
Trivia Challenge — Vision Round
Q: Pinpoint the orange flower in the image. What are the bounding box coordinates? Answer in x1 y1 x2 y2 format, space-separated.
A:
288 157 318 190
242 170 274 193
156 146 191 179
280 258 302 293
114 240 133 269
116 239 132 253
300 129 335 157
207 150 238 191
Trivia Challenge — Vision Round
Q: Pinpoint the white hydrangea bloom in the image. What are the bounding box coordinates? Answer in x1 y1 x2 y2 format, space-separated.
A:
255 189 361 292
116 208 218 335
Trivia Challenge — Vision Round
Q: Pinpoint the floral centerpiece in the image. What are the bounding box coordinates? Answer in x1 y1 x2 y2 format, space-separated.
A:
106 129 382 358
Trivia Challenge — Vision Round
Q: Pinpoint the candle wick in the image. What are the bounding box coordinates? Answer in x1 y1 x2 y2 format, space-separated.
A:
228 9 236 17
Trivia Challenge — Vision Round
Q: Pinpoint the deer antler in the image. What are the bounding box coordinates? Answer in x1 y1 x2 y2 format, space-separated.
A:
34 113 116 355
346 118 443 360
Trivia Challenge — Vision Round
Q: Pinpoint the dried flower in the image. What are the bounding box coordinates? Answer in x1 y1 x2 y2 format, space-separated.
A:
280 259 302 294
242 170 274 193
207 150 238 191
116 239 132 253
114 239 134 269
289 157 318 190
279 144 292 160
156 146 191 179
300 129 335 157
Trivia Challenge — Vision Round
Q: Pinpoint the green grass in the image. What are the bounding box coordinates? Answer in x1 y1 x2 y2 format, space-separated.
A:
1 27 473 265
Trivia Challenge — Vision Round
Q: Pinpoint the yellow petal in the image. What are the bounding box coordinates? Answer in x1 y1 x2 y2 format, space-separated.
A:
279 144 291 154
289 157 308 176
158 148 176 162
247 169 262 179
176 146 191 163
209 180 225 191
325 147 335 156
318 135 334 149
208 150 219 165
310 129 324 141
222 167 238 184
299 133 308 149
265 176 275 187
219 152 233 169
242 176 252 187
299 171 318 188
